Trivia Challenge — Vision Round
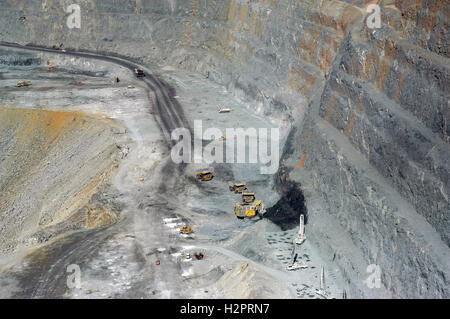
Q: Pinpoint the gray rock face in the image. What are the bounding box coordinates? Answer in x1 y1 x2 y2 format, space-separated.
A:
0 0 448 298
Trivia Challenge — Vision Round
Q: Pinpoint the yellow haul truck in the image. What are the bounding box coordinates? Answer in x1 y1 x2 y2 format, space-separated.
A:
229 183 247 194
234 193 267 219
16 81 31 87
196 170 214 181
180 227 194 234
242 192 256 204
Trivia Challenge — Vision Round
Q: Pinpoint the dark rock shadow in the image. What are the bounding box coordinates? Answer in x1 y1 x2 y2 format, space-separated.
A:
265 181 307 231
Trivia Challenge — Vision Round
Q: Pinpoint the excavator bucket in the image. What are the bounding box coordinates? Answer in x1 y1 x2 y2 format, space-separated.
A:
254 200 267 216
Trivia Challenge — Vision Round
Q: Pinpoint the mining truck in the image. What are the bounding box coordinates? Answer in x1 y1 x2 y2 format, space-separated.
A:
16 81 31 87
234 193 266 219
229 183 247 194
242 192 256 204
134 68 145 77
180 226 193 234
196 170 214 181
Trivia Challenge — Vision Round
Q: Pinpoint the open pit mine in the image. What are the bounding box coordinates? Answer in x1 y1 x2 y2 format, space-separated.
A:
0 0 448 301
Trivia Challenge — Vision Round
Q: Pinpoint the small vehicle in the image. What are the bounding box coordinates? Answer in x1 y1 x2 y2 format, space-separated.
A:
16 81 31 87
195 252 204 260
134 68 145 77
180 227 194 234
286 261 308 271
196 170 214 181
180 253 192 261
219 108 232 113
156 260 161 265
229 183 247 194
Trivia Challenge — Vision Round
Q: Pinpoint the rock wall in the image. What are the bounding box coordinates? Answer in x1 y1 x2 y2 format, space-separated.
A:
0 0 448 297
282 0 450 298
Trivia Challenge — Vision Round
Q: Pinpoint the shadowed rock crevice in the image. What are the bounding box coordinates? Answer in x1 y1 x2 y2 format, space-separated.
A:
266 180 307 231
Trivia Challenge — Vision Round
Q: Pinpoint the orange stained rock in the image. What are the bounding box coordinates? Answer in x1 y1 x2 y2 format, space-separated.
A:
0 107 107 148
296 152 307 168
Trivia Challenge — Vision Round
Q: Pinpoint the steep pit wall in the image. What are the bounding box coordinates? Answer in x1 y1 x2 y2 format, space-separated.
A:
283 1 449 297
0 0 448 298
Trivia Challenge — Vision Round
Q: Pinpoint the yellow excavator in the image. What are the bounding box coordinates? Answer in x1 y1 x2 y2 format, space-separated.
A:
234 192 266 219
